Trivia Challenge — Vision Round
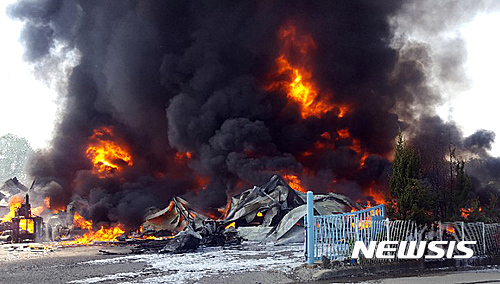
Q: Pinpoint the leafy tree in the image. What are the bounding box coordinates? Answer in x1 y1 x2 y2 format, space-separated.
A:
387 132 435 224
0 133 34 184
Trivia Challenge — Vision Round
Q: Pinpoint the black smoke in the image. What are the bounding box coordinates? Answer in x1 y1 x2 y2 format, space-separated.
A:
7 0 500 227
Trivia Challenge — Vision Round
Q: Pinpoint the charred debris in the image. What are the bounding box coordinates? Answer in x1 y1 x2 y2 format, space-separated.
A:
0 175 359 254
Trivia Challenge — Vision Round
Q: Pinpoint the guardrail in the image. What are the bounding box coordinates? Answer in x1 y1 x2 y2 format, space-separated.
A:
304 191 385 263
304 191 500 264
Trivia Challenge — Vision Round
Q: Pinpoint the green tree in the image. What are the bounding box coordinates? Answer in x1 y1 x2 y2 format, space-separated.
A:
387 133 434 223
0 133 34 184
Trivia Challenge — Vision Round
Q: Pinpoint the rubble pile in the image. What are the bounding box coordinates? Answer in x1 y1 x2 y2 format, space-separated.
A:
223 175 360 243
0 175 361 255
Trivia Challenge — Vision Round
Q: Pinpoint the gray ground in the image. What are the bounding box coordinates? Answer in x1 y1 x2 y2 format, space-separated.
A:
0 246 147 284
0 242 303 284
329 270 500 284
1 243 499 284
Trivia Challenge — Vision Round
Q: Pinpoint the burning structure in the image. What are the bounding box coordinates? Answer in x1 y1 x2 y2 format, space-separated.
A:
3 0 500 242
0 174 360 248
10 194 43 243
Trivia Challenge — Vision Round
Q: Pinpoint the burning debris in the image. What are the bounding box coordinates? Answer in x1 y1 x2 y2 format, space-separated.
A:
6 0 409 232
0 174 362 258
0 0 498 255
222 175 360 243
0 177 28 211
5 1 498 261
10 194 43 243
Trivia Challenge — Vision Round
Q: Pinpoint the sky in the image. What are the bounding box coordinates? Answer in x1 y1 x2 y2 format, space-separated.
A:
0 0 58 149
437 12 500 156
0 2 499 156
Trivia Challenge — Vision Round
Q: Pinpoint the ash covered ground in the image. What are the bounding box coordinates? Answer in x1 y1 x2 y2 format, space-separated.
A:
0 242 304 284
2 242 500 284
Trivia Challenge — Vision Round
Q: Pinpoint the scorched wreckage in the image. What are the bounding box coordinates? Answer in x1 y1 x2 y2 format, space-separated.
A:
2 0 497 254
0 174 360 249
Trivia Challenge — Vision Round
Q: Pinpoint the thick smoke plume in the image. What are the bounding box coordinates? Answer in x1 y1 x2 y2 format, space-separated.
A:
7 0 500 228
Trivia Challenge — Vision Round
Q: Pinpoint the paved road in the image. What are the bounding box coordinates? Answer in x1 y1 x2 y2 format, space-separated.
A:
330 269 500 284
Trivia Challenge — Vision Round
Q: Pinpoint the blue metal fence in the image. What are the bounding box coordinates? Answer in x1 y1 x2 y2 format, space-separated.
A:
305 191 385 263
304 192 500 264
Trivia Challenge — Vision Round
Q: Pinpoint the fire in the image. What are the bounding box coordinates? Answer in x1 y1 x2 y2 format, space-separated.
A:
283 174 308 193
219 200 232 219
67 212 124 244
141 235 158 240
86 126 132 177
71 225 125 244
337 129 350 139
367 187 385 205
266 23 345 119
273 56 333 118
351 215 372 230
45 197 65 213
1 195 41 233
446 225 456 234
461 207 481 219
73 212 92 230
225 222 236 229
19 219 35 233
175 151 192 162
1 195 23 222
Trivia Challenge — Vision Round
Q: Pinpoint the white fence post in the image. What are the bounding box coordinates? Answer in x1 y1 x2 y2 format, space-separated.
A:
461 222 465 242
385 218 390 242
438 221 442 241
483 223 486 255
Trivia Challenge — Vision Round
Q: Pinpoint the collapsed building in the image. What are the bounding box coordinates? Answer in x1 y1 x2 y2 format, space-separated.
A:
0 175 361 252
135 175 360 250
221 175 360 244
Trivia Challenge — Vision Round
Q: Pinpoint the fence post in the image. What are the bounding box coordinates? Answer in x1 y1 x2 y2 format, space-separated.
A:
483 223 486 255
438 221 442 241
306 191 314 264
385 218 390 242
461 222 465 241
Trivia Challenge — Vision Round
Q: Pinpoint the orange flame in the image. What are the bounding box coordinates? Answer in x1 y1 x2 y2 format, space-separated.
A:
1 195 23 222
175 151 192 162
461 207 481 219
351 215 372 230
283 174 308 193
73 212 92 230
367 187 385 205
65 213 124 245
337 129 350 139
71 225 125 244
1 195 43 233
446 225 456 234
266 23 345 119
86 127 132 177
